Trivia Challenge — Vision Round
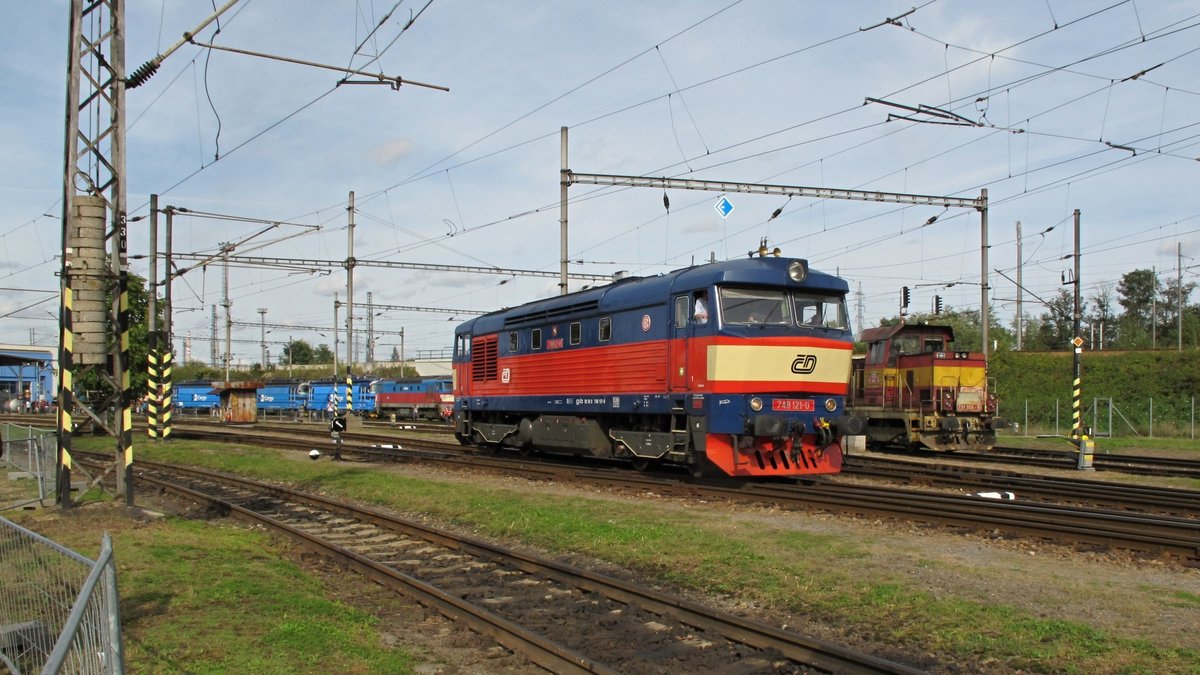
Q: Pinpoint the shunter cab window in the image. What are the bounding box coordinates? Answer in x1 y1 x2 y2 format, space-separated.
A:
892 335 919 356
923 337 945 353
531 328 543 350
867 341 886 365
599 317 612 342
719 288 790 325
508 331 518 353
456 334 471 358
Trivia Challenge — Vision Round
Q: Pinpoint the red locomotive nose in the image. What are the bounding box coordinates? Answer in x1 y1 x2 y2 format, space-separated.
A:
703 432 843 478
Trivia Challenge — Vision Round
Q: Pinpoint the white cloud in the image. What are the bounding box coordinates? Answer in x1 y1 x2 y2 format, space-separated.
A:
371 138 415 167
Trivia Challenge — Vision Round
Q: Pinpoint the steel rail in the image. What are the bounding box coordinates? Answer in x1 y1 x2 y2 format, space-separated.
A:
141 422 1200 564
127 459 923 674
132 468 608 674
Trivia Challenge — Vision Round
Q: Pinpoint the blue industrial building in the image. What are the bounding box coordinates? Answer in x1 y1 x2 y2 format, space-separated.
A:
0 344 56 412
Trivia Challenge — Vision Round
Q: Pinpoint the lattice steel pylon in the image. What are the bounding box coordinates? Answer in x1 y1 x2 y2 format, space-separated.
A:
57 0 133 507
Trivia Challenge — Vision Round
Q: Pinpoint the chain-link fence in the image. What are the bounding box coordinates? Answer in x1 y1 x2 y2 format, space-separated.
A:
1 424 57 508
0 517 124 674
1003 397 1200 439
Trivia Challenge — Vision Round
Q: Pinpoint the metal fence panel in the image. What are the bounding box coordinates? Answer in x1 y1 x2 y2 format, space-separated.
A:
0 517 123 674
1 425 57 507
1002 397 1198 438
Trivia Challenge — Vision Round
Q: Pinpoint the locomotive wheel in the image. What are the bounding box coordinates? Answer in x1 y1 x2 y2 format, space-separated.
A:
630 458 650 472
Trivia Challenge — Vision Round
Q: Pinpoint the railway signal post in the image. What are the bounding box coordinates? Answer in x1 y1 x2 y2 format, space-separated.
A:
1068 210 1094 470
329 415 347 461
1070 336 1094 470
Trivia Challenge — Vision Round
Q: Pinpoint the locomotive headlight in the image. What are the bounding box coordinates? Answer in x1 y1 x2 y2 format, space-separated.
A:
787 260 808 282
824 398 837 412
749 397 763 411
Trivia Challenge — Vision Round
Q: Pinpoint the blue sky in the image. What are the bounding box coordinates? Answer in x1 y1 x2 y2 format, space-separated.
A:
3 1 1199 365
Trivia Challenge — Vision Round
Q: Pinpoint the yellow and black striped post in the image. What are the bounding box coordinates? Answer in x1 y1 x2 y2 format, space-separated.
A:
146 349 160 439
118 274 134 505
345 374 353 413
56 284 75 509
160 349 173 441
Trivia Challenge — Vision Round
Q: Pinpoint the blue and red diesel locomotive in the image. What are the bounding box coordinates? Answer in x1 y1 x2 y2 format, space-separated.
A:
451 255 864 478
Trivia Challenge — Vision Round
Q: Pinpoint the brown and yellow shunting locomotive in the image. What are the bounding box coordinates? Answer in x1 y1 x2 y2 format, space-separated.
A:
849 322 1006 451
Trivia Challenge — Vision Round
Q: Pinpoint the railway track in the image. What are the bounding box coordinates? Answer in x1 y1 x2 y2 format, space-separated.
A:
843 455 1200 518
22 416 1200 564
91 456 921 674
12 413 1200 479
942 444 1200 478
149 421 1200 565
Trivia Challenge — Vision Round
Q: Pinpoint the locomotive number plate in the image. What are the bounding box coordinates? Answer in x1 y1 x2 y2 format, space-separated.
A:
772 399 814 412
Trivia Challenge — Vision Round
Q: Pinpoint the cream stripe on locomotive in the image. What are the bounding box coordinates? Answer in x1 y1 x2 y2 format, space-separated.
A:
706 344 851 385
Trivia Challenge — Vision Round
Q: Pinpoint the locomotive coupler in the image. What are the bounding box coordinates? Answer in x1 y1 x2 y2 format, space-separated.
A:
814 418 834 449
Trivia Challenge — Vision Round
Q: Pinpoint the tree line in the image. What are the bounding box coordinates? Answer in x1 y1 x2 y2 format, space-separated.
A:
880 268 1198 352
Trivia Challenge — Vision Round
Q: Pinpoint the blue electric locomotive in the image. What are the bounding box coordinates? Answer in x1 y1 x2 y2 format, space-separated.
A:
305 378 377 415
256 381 309 415
173 381 220 415
453 255 865 478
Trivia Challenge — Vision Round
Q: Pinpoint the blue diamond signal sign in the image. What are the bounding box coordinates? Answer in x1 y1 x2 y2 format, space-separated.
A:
715 196 734 219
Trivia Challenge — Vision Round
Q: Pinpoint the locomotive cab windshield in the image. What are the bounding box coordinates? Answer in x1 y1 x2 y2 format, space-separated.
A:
719 287 791 325
716 286 847 329
794 293 847 329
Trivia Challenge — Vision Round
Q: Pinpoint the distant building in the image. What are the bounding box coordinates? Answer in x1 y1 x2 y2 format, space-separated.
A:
0 344 57 409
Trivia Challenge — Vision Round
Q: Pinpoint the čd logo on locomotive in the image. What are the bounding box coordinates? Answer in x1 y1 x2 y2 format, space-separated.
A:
790 354 818 374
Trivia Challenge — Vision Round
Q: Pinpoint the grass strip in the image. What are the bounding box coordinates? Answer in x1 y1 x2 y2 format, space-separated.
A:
75 437 1200 673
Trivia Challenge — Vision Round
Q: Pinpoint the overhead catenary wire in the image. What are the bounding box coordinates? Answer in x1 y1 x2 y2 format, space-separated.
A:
11 3 1200 353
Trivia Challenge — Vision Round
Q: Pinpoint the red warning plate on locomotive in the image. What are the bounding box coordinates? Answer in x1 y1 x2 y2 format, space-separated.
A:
771 399 815 412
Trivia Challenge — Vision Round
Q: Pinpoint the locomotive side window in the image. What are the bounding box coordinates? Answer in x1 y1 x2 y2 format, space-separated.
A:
719 287 790 325
508 331 519 353
674 296 689 328
456 333 471 358
693 291 710 324
569 321 582 345
868 341 886 365
599 317 612 342
531 328 543 350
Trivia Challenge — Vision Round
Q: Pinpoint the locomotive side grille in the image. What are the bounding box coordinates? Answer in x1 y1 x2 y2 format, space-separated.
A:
472 336 500 381
503 299 601 328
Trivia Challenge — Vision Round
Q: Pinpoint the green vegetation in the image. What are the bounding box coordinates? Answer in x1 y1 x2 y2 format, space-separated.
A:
12 487 415 673
63 436 1200 673
991 349 1200 438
